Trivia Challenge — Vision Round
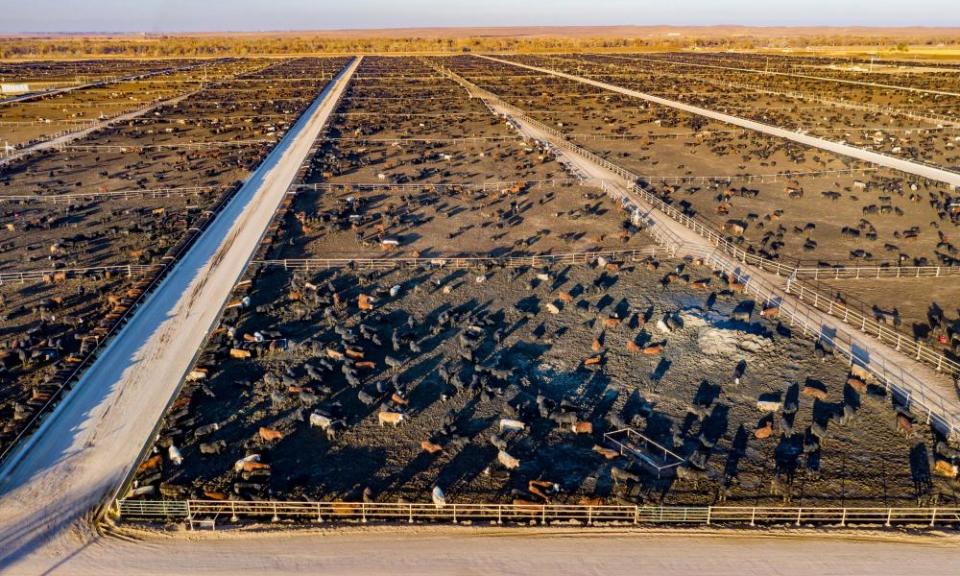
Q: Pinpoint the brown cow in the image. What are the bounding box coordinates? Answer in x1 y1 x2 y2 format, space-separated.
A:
593 445 619 459
760 305 780 319
642 343 664 355
421 440 443 454
511 498 542 515
846 376 867 394
528 480 557 503
896 413 914 436
358 294 374 311
802 383 828 401
583 355 603 367
137 454 162 475
571 421 593 434
242 461 270 473
754 419 774 439
259 427 284 442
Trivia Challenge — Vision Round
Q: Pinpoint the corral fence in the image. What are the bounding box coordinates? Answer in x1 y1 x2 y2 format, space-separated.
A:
692 243 960 440
0 185 224 203
292 177 586 193
0 264 161 285
604 428 685 478
253 248 665 272
783 277 960 378
115 499 960 529
793 265 960 280
556 53 960 131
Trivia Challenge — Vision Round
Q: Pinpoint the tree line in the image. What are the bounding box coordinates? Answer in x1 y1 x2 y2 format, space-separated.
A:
1 32 958 59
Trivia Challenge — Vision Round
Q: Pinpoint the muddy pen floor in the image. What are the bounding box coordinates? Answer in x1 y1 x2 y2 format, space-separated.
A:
140 257 958 509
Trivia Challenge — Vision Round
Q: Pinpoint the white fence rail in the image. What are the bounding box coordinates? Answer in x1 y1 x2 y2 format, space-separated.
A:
697 244 960 439
253 248 664 272
115 499 960 529
784 277 960 379
0 264 161 284
0 185 223 203
793 265 960 280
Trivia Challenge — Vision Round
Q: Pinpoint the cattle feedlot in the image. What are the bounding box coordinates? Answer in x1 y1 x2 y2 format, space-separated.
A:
1 15 960 576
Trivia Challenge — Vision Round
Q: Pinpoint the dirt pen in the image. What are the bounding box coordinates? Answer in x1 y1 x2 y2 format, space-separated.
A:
116 498 960 529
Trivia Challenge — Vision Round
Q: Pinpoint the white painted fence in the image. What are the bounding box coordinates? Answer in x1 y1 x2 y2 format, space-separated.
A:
115 499 960 529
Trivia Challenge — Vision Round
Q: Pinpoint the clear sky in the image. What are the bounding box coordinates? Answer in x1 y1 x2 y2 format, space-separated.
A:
2 0 957 33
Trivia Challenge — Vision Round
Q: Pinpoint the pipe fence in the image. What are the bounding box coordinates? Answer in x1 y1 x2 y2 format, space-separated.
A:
551 53 960 128
784 277 960 379
0 185 223 203
253 248 665 272
793 265 960 280
115 499 960 529
292 178 585 192
0 264 160 285
692 243 960 440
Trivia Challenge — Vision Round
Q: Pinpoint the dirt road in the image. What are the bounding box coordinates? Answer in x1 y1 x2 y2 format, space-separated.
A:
4 526 960 575
0 57 361 571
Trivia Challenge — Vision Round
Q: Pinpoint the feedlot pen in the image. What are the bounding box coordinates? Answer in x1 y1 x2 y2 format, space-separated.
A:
122 57 960 517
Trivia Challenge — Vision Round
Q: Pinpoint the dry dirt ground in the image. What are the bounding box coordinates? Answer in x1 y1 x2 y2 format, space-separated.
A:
131 57 960 514
447 55 960 267
143 260 958 509
5 524 960 575
0 57 351 455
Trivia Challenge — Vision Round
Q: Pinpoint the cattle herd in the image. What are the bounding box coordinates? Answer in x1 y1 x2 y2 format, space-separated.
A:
1 53 959 516
0 57 351 454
